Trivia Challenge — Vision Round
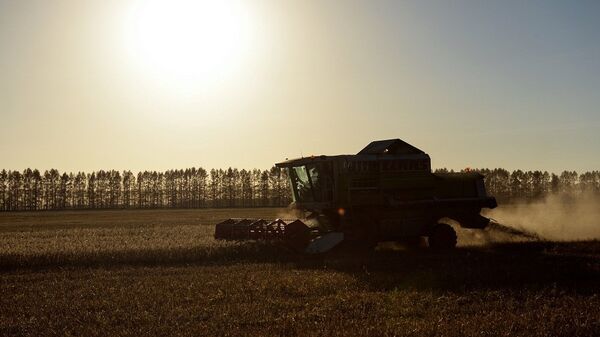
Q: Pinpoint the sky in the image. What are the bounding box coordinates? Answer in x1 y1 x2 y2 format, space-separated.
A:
1 0 599 173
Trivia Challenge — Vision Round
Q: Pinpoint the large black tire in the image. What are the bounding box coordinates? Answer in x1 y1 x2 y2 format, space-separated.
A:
428 223 457 250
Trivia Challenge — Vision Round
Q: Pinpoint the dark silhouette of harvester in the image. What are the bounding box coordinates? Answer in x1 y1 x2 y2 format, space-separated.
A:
215 139 497 253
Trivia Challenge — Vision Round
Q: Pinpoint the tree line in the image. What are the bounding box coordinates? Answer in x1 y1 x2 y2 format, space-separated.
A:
0 167 290 211
435 168 600 203
0 167 598 211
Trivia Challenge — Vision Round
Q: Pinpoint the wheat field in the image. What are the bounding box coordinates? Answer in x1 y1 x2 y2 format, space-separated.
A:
0 209 599 337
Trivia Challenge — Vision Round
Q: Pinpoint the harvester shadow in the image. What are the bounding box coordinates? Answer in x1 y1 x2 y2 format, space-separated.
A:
2 240 598 294
298 241 600 294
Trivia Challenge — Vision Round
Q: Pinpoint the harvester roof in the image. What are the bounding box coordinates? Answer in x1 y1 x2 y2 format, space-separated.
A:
357 139 425 155
275 139 429 168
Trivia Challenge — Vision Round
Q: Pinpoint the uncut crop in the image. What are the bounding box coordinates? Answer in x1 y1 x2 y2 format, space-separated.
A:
0 209 285 269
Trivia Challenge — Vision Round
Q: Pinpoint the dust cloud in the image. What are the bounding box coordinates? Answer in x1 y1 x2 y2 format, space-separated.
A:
485 192 600 241
279 194 600 246
276 207 306 221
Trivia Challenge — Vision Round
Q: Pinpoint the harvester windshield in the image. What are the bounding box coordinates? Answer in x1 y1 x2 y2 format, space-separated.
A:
292 166 313 202
290 162 333 203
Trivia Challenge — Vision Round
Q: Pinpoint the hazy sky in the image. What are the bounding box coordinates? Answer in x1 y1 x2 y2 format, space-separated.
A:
1 0 599 173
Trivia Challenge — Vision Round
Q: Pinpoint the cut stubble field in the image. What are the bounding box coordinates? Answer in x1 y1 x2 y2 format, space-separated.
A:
0 208 599 337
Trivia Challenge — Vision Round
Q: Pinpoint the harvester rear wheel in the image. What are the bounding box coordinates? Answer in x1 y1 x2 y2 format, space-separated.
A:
428 223 457 250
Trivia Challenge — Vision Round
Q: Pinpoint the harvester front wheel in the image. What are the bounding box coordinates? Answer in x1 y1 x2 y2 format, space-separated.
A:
428 223 457 250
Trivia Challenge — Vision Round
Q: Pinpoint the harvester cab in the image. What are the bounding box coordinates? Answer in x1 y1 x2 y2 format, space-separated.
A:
215 139 497 253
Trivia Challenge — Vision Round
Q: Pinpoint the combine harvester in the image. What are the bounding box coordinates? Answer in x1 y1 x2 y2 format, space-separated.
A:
215 139 497 253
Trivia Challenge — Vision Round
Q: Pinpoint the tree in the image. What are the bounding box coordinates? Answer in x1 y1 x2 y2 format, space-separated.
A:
88 173 97 209
109 170 122 208
579 171 597 194
0 170 7 211
31 169 42 210
22 169 34 210
486 168 510 201
509 170 525 200
559 171 578 195
550 173 560 194
269 166 289 207
8 171 23 211
73 172 86 209
193 168 207 208
209 169 221 208
58 172 71 209
259 170 270 206
122 171 134 208
240 169 252 207
530 170 548 200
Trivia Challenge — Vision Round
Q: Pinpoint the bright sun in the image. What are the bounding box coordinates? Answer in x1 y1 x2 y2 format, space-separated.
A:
124 0 253 90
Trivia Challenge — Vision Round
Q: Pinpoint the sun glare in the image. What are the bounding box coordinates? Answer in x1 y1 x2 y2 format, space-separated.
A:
124 0 253 91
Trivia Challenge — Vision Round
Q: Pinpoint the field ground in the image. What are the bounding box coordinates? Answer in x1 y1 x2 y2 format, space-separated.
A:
1 209 599 336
